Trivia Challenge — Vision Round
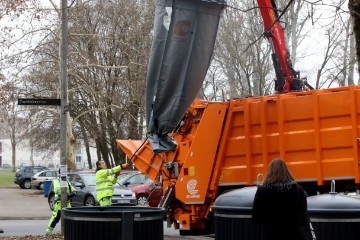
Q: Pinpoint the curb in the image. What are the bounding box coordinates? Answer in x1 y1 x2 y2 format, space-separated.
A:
0 217 49 220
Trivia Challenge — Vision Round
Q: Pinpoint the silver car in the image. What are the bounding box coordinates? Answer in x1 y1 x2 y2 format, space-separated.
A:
31 170 59 190
48 171 137 210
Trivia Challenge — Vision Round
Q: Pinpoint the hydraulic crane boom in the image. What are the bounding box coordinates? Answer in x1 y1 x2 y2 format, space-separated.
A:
257 0 303 93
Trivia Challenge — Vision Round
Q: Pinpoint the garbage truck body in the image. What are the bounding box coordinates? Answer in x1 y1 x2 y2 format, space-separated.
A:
116 0 360 234
117 86 360 233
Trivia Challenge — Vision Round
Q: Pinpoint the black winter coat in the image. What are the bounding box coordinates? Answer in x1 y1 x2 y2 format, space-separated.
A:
252 182 312 240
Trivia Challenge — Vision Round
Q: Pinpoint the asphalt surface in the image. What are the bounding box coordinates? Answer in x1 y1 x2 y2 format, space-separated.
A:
0 186 213 239
0 186 51 220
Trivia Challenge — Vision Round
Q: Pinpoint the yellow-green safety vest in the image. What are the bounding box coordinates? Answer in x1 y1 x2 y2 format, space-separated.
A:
53 178 75 204
95 165 122 202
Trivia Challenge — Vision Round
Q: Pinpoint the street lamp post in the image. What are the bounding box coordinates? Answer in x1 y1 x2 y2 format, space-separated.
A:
60 0 68 235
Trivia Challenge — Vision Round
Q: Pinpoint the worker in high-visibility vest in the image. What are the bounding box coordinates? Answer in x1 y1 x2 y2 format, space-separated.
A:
95 159 129 206
46 175 76 234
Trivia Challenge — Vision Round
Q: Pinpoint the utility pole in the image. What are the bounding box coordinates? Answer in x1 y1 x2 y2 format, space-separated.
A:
60 0 68 235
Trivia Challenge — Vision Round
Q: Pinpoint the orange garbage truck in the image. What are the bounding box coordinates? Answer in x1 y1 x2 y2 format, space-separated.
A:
116 0 360 235
117 85 360 234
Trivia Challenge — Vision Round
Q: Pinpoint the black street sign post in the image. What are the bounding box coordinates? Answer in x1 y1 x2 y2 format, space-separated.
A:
18 98 61 106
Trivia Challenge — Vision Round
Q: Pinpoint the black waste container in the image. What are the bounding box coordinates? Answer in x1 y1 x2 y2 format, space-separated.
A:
212 186 360 240
63 206 164 240
211 186 260 240
307 193 360 240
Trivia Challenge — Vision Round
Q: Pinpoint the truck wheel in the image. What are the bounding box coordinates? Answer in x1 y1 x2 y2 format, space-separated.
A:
22 179 31 189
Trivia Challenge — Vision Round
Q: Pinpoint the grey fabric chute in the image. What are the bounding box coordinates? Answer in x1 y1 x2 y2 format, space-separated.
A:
146 0 227 152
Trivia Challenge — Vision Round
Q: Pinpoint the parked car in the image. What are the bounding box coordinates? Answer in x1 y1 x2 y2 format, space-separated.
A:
130 180 163 207
1 163 12 169
117 171 163 206
47 171 137 210
14 166 49 189
117 171 150 188
31 170 59 190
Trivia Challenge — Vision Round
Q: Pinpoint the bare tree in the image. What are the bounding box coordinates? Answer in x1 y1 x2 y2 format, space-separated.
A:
349 0 360 77
211 0 272 99
0 83 27 171
306 0 354 88
211 0 354 97
65 0 154 166
210 0 310 98
7 0 155 168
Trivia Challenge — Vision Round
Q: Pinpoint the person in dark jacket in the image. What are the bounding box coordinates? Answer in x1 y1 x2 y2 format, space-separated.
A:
252 158 315 240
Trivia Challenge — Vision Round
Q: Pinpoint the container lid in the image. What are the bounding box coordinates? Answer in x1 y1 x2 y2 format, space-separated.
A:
63 206 165 219
307 193 360 213
211 186 258 210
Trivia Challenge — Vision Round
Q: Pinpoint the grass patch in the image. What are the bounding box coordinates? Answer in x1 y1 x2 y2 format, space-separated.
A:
0 169 15 186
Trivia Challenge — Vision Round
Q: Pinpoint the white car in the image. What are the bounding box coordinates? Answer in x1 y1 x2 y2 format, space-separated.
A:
31 170 59 190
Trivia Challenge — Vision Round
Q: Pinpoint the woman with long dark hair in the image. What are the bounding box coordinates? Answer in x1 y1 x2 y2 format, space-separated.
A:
252 158 315 240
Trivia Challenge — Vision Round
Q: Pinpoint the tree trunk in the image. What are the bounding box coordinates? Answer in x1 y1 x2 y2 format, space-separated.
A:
30 147 35 166
11 142 16 168
340 19 350 86
349 0 360 77
80 123 92 169
349 20 356 85
11 124 16 168
66 114 76 172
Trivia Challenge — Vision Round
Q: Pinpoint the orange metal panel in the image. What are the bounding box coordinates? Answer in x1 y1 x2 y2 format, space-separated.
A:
216 86 360 186
117 86 360 198
175 103 228 204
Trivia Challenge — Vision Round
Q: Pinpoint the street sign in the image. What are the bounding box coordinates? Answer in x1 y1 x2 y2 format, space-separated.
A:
18 98 61 106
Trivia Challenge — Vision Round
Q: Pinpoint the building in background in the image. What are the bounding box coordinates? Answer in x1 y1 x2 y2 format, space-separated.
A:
0 137 97 169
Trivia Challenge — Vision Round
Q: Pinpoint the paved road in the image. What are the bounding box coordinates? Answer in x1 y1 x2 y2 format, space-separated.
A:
0 186 213 239
0 220 61 237
0 186 51 220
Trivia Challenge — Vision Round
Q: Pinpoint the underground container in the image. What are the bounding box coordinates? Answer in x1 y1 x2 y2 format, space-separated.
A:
211 186 259 240
212 185 360 240
307 192 360 240
63 206 165 240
